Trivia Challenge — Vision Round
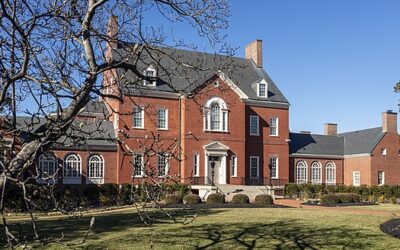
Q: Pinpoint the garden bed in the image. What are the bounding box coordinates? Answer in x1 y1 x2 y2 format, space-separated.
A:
301 201 376 207
380 218 400 238
162 203 288 209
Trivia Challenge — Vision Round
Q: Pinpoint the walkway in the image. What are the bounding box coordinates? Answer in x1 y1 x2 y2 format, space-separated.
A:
276 199 400 217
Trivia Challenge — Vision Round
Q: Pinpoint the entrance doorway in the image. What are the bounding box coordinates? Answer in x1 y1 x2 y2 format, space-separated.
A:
208 156 223 184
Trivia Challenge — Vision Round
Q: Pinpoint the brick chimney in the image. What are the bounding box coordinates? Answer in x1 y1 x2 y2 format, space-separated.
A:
245 40 263 68
106 15 118 62
382 110 397 133
324 123 338 135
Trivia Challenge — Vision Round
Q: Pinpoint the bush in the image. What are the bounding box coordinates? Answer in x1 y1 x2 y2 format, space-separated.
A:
99 184 119 206
206 193 225 204
320 194 340 205
254 194 274 205
336 193 354 203
349 193 360 203
183 194 201 204
164 194 183 205
231 194 249 204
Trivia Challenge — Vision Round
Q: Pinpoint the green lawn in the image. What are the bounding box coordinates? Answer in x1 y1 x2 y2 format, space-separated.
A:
344 204 400 212
2 206 400 249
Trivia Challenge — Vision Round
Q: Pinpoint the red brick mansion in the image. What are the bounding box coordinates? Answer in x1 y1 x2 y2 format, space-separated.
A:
20 18 400 188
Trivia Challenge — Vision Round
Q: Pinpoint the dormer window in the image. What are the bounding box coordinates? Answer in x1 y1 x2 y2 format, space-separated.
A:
143 65 157 86
257 79 268 97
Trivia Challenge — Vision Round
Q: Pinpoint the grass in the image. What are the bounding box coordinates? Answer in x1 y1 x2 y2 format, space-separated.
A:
1 206 400 249
344 204 400 212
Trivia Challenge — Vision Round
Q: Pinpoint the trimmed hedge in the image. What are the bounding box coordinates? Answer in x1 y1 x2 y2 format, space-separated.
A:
231 194 249 204
164 194 183 205
254 194 274 205
320 194 340 205
183 194 201 204
284 183 400 203
206 193 225 204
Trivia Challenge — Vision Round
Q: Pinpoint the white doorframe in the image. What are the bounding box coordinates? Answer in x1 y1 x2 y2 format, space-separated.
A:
204 151 227 185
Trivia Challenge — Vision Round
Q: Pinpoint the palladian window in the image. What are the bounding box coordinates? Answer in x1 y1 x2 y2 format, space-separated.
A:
204 97 228 132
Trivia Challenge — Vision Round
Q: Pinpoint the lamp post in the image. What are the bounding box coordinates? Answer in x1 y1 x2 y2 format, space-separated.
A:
210 160 216 186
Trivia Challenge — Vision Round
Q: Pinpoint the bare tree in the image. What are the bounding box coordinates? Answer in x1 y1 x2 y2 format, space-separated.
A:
0 0 232 248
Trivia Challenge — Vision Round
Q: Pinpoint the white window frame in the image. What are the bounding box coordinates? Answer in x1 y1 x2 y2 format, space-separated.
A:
38 153 58 184
353 171 360 186
143 65 157 86
325 162 336 185
250 156 259 178
296 161 307 184
203 97 228 132
311 161 322 184
270 117 279 136
270 157 279 179
133 153 144 177
87 155 105 184
157 154 169 177
378 171 385 186
231 155 238 177
63 154 82 184
193 154 200 177
133 106 144 129
157 108 168 130
249 115 259 136
381 148 387 156
257 80 268 97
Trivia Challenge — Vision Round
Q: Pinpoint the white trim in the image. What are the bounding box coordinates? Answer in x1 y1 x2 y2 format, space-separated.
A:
310 161 322 184
353 171 361 186
296 161 308 184
203 97 229 132
325 161 336 185
133 106 144 129
378 171 385 186
87 154 105 184
157 108 168 130
63 153 82 184
381 148 387 156
250 156 259 178
270 156 279 179
132 153 144 178
193 154 200 177
204 144 228 185
249 115 260 136
270 117 279 136
217 71 249 99
231 155 238 177
143 65 157 86
257 79 268 97
344 153 372 158
290 153 344 159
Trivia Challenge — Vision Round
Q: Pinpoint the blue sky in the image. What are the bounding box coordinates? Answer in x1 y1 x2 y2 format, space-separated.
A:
227 0 400 134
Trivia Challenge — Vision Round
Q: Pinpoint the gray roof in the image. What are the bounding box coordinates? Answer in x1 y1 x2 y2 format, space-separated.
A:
289 133 344 156
289 127 385 157
81 99 109 116
112 45 289 105
339 127 384 155
15 116 117 150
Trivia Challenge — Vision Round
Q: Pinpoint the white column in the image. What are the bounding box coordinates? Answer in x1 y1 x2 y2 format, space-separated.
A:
204 153 209 185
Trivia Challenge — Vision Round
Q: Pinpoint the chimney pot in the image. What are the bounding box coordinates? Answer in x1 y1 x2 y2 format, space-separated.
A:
324 123 338 135
245 40 263 67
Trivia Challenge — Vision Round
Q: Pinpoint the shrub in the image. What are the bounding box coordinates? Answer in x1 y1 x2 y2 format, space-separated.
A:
349 193 360 203
206 193 225 204
254 194 274 206
336 193 353 203
99 184 119 206
183 194 201 204
320 194 340 205
231 194 249 204
164 194 183 205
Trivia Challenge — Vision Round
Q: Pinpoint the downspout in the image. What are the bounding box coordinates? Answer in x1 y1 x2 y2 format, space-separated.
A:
178 95 182 180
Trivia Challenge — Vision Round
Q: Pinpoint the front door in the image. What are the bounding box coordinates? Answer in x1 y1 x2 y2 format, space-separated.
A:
208 156 222 184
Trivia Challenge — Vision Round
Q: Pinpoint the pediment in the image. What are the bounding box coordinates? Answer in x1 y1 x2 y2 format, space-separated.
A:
203 141 230 151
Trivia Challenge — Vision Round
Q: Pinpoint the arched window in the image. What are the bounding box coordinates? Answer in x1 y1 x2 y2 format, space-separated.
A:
87 155 104 184
204 97 228 132
296 161 307 184
39 153 58 182
64 154 81 184
311 161 322 184
325 162 336 185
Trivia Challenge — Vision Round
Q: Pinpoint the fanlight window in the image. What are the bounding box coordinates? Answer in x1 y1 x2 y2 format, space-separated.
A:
204 97 228 132
64 154 81 179
311 161 322 184
325 162 336 184
296 161 307 184
88 155 104 180
39 153 58 180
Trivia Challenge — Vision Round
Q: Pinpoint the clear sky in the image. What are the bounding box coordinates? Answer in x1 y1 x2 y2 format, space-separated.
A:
224 0 400 134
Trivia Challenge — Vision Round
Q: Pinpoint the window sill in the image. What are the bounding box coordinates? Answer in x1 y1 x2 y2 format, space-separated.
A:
133 127 145 130
231 176 239 178
157 128 169 131
204 130 229 133
132 176 145 178
269 135 279 137
249 133 260 136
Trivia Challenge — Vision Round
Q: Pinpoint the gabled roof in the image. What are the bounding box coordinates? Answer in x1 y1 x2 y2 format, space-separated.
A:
80 99 109 116
289 133 344 156
339 127 384 155
289 127 386 157
111 45 289 106
203 141 230 151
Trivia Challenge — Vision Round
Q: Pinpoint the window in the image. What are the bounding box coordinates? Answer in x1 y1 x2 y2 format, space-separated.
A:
88 155 104 183
311 162 322 184
157 154 168 177
39 153 58 181
381 148 387 156
204 97 228 132
133 107 144 128
231 155 237 177
270 117 278 136
258 83 267 97
157 108 168 130
64 154 81 184
270 157 278 179
296 161 307 184
353 171 360 186
133 154 144 177
193 154 200 177
250 156 259 178
250 115 259 136
378 171 385 186
325 162 336 185
143 65 156 86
